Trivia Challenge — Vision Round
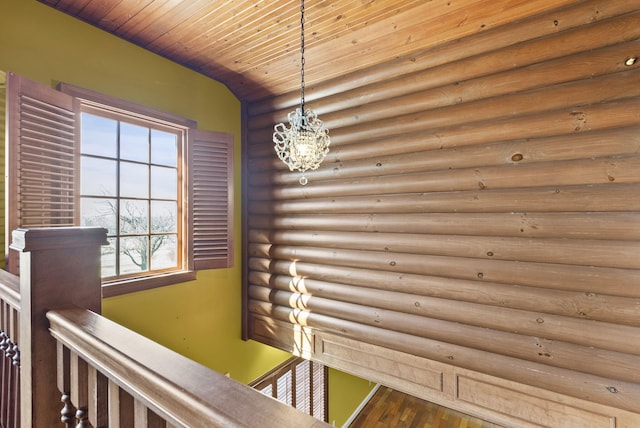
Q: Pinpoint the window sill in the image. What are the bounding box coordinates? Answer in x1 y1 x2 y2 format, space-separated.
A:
102 270 197 298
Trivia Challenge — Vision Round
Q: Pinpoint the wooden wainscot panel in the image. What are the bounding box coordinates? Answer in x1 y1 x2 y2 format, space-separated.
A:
250 315 314 358
315 331 447 400
313 331 640 428
454 371 640 428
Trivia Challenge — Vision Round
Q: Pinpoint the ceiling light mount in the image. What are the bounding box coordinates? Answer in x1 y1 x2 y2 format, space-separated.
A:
273 0 330 186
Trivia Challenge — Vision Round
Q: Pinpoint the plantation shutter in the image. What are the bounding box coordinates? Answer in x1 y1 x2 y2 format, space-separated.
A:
311 361 326 420
6 72 78 274
250 357 327 422
6 73 234 276
276 370 293 405
259 383 273 396
189 129 234 270
295 359 311 413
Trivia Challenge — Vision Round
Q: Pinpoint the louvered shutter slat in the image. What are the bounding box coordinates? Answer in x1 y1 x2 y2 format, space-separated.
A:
250 358 327 422
7 72 78 274
190 130 234 270
295 360 311 413
276 371 293 405
312 362 326 420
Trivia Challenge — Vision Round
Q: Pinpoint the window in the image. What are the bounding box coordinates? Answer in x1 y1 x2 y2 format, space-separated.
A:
6 72 234 295
79 108 183 279
250 357 327 422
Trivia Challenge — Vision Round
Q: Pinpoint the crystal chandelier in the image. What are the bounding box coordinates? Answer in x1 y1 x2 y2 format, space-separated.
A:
273 0 330 185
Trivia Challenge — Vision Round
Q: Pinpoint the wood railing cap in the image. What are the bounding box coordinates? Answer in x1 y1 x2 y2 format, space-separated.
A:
10 227 108 252
47 308 329 428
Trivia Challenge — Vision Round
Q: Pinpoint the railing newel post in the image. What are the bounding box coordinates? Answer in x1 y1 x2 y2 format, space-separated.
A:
10 227 107 427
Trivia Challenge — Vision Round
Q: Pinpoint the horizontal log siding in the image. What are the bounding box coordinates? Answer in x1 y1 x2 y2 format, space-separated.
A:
244 1 640 415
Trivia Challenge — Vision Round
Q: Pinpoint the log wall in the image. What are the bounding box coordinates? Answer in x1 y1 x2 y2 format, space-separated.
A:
244 1 640 426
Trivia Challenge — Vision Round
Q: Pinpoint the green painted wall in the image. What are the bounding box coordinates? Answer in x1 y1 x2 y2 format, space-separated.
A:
328 369 376 427
0 71 5 269
0 0 374 422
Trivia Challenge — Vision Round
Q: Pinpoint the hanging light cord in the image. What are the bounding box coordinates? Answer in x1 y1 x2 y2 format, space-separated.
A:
299 0 306 114
272 0 330 185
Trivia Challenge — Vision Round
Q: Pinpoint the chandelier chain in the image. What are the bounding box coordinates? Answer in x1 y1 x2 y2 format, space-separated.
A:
272 0 330 185
300 0 306 113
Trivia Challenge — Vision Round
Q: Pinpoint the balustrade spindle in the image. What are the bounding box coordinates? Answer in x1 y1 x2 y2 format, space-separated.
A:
60 393 76 427
75 407 89 427
2 226 328 427
0 330 8 423
70 352 89 427
11 344 19 366
1 332 19 428
88 366 108 427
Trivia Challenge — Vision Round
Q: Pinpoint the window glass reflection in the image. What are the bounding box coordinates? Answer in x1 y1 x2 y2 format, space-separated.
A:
81 113 117 157
121 122 149 163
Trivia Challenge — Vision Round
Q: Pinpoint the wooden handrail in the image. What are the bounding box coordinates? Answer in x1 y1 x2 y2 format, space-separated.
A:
47 308 329 428
0 270 20 311
5 227 326 427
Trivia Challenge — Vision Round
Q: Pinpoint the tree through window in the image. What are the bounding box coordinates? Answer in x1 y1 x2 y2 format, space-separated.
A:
6 72 234 294
80 109 182 279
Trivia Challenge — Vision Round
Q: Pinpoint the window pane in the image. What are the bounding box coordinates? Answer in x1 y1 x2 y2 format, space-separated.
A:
81 157 117 196
120 122 149 162
120 161 149 198
150 235 177 270
101 238 117 278
75 99 198 281
81 113 117 157
151 201 177 233
120 236 150 274
151 129 177 167
151 165 177 199
81 197 117 234
120 199 148 235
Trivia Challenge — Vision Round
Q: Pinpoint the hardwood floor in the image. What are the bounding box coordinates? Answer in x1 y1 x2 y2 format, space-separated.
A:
349 387 504 428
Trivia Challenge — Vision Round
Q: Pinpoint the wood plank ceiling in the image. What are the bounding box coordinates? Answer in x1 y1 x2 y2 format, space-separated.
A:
37 0 574 103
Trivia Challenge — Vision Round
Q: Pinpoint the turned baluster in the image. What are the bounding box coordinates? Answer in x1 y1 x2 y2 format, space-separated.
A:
75 407 89 428
88 366 108 427
70 352 89 428
0 331 8 424
4 336 15 427
9 341 20 428
60 393 76 427
11 343 19 367
0 330 7 351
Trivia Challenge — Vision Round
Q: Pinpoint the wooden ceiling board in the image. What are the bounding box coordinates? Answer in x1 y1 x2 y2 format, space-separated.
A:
37 0 584 102
292 0 582 101
219 1 424 75
59 0 93 15
71 0 125 23
236 0 501 98
165 1 298 65
113 0 189 40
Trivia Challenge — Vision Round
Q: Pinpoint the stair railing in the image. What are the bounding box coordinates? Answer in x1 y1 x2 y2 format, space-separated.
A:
8 227 328 428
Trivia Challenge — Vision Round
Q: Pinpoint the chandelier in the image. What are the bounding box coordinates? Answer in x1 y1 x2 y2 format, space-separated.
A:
273 0 330 185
